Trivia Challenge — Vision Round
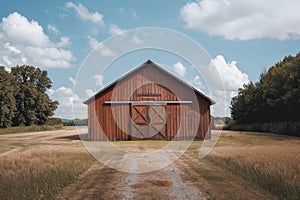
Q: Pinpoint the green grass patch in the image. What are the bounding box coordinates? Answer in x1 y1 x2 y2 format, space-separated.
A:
0 125 63 135
207 155 300 200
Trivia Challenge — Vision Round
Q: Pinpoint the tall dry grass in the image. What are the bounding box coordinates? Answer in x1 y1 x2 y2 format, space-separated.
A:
209 141 300 199
0 147 94 200
0 125 63 135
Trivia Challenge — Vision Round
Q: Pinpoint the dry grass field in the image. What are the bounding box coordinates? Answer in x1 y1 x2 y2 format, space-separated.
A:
0 128 299 199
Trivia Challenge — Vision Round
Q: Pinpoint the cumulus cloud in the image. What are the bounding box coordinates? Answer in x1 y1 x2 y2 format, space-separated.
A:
173 61 187 77
66 2 104 26
109 24 125 36
87 36 115 57
2 12 50 47
189 55 248 116
209 55 249 116
48 87 87 119
47 24 59 34
180 0 300 40
56 36 71 47
212 55 249 91
0 12 75 69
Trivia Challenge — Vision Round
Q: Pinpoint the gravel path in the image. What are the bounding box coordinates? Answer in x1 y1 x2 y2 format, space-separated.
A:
120 152 206 200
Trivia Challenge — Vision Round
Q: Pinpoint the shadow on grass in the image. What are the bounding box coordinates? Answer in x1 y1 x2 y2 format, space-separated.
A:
56 134 88 141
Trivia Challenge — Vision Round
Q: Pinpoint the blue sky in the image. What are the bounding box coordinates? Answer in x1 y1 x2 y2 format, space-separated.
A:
1 0 300 118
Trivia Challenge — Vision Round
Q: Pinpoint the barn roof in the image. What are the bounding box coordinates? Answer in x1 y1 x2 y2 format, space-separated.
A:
83 60 215 105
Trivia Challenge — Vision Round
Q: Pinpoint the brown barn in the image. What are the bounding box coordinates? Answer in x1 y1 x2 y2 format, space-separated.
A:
84 60 215 141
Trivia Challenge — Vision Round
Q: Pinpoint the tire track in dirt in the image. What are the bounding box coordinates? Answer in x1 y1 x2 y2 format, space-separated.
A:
120 152 206 200
163 165 206 200
122 156 139 200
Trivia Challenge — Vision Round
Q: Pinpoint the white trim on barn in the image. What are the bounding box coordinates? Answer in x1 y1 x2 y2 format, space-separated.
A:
104 101 193 105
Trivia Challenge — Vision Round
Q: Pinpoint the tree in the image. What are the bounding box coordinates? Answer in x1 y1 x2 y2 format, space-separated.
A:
11 65 58 126
0 67 16 128
231 52 300 124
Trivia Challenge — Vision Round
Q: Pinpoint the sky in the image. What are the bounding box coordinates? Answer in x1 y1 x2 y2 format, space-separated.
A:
1 0 300 119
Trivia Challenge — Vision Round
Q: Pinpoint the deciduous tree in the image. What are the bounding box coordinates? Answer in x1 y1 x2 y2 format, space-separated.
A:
11 65 58 126
0 67 16 128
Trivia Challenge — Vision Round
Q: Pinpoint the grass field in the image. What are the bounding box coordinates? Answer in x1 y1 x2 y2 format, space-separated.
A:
0 148 94 199
0 125 64 135
207 131 300 199
0 129 299 199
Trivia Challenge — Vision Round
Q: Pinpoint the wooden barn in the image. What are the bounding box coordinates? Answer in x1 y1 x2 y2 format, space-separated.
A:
84 60 215 141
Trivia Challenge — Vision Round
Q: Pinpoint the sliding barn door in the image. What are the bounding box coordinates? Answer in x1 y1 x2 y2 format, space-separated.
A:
131 104 167 140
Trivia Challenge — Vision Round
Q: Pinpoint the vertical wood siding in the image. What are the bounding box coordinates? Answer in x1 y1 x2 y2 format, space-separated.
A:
87 64 212 141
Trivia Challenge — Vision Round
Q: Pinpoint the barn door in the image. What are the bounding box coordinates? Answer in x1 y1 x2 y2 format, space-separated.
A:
131 104 167 140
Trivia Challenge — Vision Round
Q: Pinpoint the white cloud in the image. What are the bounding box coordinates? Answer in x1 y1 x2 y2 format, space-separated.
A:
85 89 96 98
2 56 12 65
48 87 87 119
93 74 104 87
180 0 300 40
56 36 71 47
4 42 21 54
109 24 125 36
209 55 249 116
69 76 76 86
1 12 50 47
87 36 99 49
0 12 75 69
193 75 202 86
189 55 249 116
173 61 186 77
212 55 249 91
47 24 59 34
131 35 143 45
66 2 104 26
87 36 115 57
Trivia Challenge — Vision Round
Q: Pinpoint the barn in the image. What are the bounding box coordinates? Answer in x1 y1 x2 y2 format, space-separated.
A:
84 60 215 141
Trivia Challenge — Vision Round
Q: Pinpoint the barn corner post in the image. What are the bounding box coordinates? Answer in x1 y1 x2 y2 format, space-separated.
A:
83 60 215 141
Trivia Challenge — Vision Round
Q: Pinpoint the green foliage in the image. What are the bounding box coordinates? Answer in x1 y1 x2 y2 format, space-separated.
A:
226 120 300 137
0 66 16 128
0 65 58 128
46 117 63 126
231 53 300 125
63 118 88 126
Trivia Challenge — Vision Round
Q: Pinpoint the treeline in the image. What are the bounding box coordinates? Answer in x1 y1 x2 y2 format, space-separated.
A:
63 119 88 126
229 53 300 136
0 66 58 128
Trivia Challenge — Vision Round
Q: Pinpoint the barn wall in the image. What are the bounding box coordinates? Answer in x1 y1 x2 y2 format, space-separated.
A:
87 64 212 141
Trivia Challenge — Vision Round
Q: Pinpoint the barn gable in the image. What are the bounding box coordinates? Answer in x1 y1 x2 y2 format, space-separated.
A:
84 60 214 141
84 60 214 104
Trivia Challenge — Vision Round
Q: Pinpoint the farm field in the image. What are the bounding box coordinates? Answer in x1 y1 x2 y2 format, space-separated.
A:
0 129 299 200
